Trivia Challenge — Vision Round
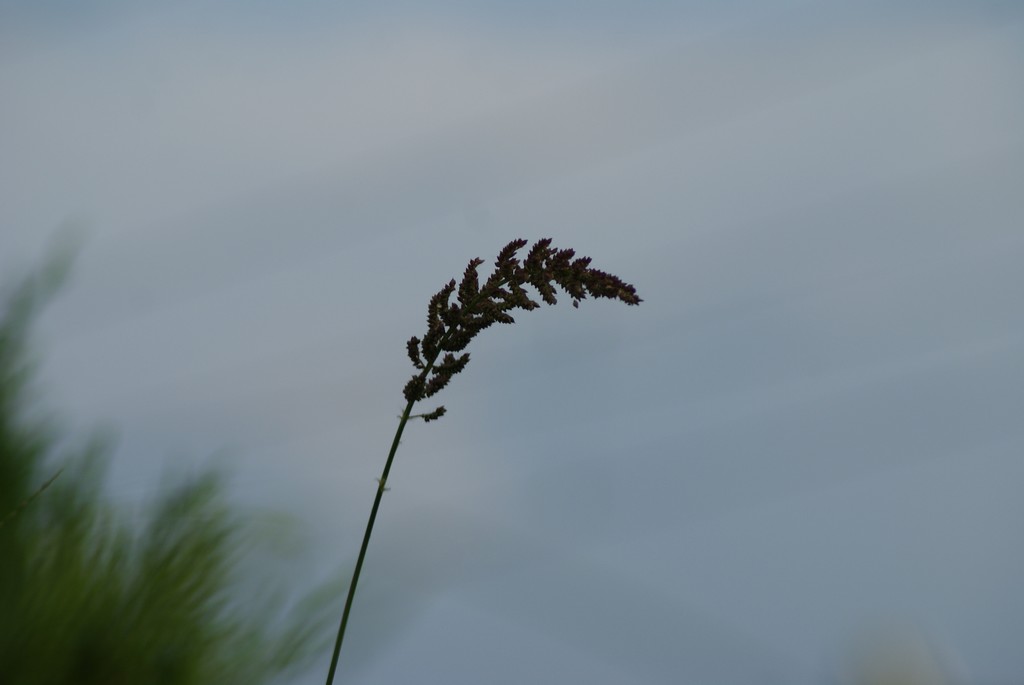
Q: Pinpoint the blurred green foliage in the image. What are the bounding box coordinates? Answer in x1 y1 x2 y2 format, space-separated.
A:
0 248 333 684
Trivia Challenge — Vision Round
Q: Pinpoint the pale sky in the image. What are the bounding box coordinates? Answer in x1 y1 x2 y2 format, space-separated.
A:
3 1 1023 683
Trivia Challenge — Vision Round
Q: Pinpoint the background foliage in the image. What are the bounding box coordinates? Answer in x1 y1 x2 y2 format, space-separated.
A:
0 251 334 685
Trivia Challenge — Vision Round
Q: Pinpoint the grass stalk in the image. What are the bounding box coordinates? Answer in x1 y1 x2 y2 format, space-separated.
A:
324 239 640 684
0 467 64 530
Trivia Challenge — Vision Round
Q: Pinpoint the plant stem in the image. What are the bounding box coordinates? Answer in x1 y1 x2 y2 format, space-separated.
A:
0 467 64 530
324 367 435 684
325 278 499 683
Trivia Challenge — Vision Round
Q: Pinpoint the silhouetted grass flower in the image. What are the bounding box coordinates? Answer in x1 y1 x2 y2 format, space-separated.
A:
325 238 641 684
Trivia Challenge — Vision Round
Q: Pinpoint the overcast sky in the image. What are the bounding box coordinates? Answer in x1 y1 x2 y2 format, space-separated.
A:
3 1 1023 683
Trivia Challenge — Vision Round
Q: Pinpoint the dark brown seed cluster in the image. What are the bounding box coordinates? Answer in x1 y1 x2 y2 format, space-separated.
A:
403 238 641 420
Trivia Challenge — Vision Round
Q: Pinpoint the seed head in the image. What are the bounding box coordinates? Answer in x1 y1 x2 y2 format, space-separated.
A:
403 239 641 420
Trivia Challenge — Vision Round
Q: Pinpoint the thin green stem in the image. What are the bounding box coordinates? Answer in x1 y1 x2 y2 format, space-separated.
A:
325 342 448 684
0 467 64 530
325 274 519 683
324 395 414 685
325 275 512 683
